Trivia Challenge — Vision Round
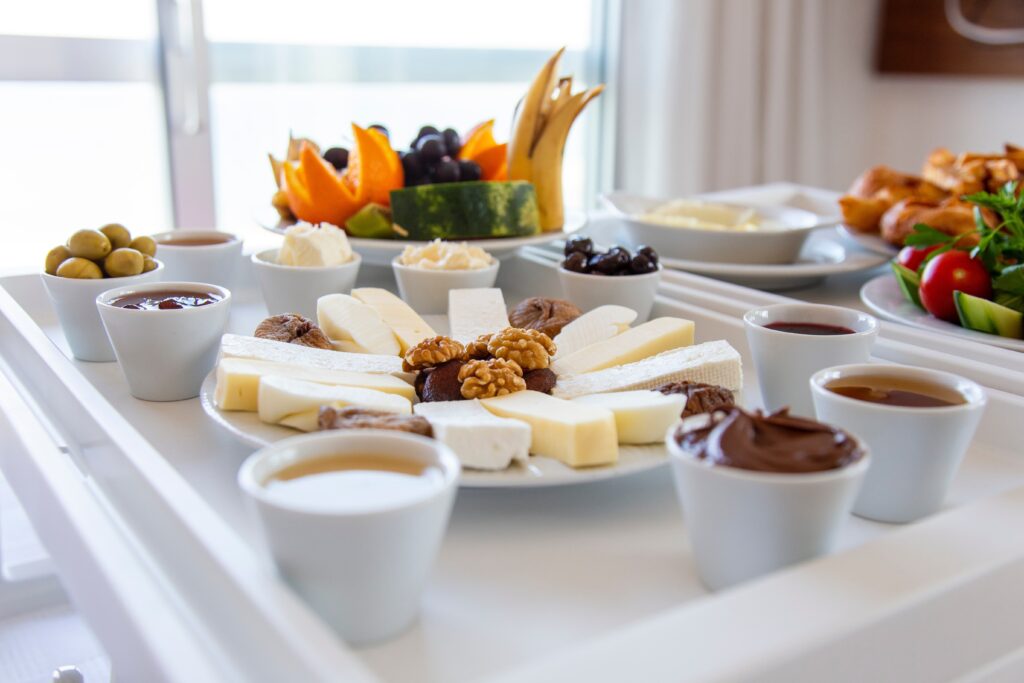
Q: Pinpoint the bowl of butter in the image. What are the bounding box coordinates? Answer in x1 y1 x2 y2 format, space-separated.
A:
602 192 826 265
391 240 499 313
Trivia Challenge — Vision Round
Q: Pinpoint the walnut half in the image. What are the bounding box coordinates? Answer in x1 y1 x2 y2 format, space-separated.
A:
487 327 556 371
459 358 526 399
403 335 465 373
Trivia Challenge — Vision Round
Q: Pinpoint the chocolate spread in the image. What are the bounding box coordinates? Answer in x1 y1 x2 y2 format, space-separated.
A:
675 408 863 473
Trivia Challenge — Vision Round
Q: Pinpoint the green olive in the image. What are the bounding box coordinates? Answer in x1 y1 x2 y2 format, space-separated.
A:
142 254 158 273
99 223 132 250
45 245 72 275
67 229 112 261
56 257 103 279
104 248 144 277
129 235 157 257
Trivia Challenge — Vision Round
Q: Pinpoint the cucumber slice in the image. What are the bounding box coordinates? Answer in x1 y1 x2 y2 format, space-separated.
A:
891 262 923 308
954 291 1023 339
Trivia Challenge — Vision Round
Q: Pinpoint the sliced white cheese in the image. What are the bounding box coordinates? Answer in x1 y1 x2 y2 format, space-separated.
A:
448 288 510 342
414 400 531 471
553 340 742 399
277 410 324 433
213 357 415 411
351 288 436 353
317 294 401 356
220 334 407 377
258 375 412 427
552 305 637 359
551 317 695 376
331 339 371 354
480 391 617 468
572 390 685 444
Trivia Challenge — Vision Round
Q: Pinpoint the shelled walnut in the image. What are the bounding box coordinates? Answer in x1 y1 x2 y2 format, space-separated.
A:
508 297 581 337
487 327 556 371
463 334 493 360
403 335 465 372
254 314 331 349
459 358 526 399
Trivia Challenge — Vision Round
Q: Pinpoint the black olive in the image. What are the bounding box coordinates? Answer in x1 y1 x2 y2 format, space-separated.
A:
637 245 659 264
630 254 652 273
564 235 594 257
588 253 620 275
562 251 589 273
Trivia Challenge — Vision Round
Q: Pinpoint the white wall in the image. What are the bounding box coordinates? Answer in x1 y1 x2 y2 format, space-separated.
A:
822 0 1024 190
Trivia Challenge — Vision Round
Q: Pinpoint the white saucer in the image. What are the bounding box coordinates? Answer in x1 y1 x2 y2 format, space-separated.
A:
583 221 889 291
199 372 669 488
860 274 1024 352
256 207 586 266
835 224 899 257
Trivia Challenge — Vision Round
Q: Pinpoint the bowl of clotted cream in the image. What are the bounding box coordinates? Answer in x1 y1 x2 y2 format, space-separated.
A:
252 222 361 319
602 192 827 265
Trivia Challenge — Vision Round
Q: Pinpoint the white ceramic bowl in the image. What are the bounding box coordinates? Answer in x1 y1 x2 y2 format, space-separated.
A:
252 249 362 320
238 430 460 645
558 264 662 323
811 363 987 524
391 257 499 314
40 261 165 362
667 417 870 591
96 281 232 401
743 303 878 417
603 191 826 265
151 230 243 287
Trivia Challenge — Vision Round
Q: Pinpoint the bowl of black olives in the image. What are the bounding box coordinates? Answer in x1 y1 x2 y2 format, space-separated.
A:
558 236 662 322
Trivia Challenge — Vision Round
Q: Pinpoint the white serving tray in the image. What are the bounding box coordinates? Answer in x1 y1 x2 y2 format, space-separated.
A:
2 251 1024 682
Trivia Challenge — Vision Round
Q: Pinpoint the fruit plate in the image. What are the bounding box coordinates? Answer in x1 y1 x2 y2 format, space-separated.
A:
860 273 1024 352
255 208 587 266
198 371 668 489
578 219 890 291
835 224 900 257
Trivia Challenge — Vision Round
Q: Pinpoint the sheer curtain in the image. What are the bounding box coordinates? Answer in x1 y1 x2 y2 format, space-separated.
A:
614 0 841 198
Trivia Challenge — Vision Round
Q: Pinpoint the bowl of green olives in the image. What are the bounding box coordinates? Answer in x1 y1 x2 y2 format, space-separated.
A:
41 223 165 361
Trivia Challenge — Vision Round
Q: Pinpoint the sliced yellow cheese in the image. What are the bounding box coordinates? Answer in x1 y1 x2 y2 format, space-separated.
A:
572 390 686 444
351 287 436 353
258 375 412 427
214 357 415 411
551 317 695 376
481 390 618 467
219 334 407 378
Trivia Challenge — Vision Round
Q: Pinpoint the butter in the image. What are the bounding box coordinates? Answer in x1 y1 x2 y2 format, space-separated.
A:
637 200 761 232
278 222 353 266
398 239 493 270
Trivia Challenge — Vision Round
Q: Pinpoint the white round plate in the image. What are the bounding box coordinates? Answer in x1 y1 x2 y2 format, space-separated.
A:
257 208 586 266
860 274 1024 352
835 224 899 257
656 231 890 291
200 373 669 488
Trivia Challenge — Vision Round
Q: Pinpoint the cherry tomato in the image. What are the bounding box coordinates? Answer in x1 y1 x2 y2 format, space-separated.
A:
896 244 941 272
919 250 992 322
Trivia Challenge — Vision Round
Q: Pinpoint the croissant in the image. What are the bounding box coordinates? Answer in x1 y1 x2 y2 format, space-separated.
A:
879 198 981 248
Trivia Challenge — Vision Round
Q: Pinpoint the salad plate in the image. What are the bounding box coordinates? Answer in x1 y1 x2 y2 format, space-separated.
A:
860 274 1024 352
257 208 586 266
835 224 900 257
199 372 668 489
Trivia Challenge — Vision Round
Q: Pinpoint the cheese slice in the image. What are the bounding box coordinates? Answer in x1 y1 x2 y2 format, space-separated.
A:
572 391 686 444
553 305 637 359
351 288 436 353
448 288 510 342
414 400 531 470
317 294 401 356
480 391 617 467
220 334 407 378
553 340 742 399
213 357 415 411
551 317 695 376
258 375 412 427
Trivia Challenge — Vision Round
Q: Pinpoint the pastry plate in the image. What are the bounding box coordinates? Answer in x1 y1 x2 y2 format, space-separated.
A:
256 208 587 266
835 224 900 257
581 220 890 290
199 372 668 488
860 273 1024 352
